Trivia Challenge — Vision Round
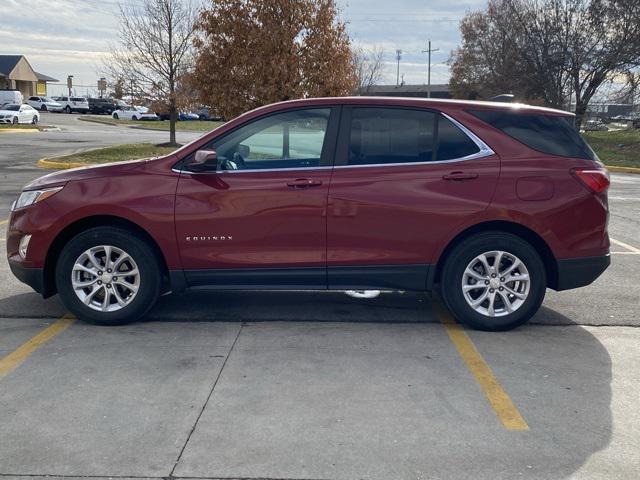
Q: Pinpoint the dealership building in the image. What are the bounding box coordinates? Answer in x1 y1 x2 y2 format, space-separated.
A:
0 55 58 98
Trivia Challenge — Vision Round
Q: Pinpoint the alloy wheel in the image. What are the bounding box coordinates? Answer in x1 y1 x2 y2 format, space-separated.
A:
461 250 530 317
71 245 140 312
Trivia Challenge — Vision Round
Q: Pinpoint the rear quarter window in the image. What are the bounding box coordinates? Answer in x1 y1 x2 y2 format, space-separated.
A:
469 109 595 160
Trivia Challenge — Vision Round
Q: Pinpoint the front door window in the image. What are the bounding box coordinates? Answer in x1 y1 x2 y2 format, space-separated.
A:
211 108 331 171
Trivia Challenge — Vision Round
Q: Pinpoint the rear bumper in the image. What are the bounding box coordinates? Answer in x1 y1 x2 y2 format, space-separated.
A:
9 260 45 295
554 254 610 291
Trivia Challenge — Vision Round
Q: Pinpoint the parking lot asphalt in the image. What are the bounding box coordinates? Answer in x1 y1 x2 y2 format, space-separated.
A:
0 114 639 479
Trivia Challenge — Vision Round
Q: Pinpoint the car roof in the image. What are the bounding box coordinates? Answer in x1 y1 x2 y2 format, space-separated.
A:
262 96 573 117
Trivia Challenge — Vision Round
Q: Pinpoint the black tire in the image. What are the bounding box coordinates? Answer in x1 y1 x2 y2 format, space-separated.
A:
55 226 161 326
65 105 72 114
440 232 546 331
12 116 18 125
132 115 138 121
40 104 47 111
113 113 119 119
32 116 38 125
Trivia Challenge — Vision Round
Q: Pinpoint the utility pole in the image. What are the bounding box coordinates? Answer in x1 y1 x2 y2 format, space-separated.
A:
421 40 440 98
395 49 402 86
67 75 73 97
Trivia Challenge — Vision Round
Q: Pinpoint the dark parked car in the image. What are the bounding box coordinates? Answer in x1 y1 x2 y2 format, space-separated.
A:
88 97 117 115
7 97 610 330
196 106 224 121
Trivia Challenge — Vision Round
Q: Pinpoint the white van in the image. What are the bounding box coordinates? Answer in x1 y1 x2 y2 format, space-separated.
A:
0 90 24 107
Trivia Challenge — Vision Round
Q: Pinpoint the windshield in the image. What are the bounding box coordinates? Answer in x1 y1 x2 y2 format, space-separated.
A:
3 104 20 111
42 97 53 102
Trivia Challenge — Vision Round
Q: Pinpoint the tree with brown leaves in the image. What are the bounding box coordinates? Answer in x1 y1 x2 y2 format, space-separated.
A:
191 0 357 119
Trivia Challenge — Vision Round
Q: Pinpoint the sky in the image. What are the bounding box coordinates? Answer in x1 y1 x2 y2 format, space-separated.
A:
0 0 486 97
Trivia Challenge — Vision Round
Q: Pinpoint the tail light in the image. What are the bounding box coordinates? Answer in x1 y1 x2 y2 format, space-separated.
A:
571 168 610 193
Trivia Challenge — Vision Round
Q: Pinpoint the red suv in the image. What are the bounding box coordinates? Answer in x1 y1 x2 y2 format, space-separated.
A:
6 97 610 330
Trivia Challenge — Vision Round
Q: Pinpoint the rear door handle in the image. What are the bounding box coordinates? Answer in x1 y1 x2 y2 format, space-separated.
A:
443 171 479 181
287 178 323 189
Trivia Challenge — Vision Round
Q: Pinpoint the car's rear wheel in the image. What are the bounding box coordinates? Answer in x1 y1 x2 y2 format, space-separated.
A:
440 232 546 331
56 226 161 326
65 106 72 113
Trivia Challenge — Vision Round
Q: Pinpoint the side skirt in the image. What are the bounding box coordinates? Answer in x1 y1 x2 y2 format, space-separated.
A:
170 264 432 292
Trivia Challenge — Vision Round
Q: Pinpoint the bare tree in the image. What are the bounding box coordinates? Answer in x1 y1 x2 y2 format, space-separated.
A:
450 0 640 127
105 0 198 146
353 46 384 94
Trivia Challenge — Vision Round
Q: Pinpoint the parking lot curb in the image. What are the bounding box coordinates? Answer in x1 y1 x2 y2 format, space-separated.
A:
0 128 39 133
607 165 640 174
37 157 89 170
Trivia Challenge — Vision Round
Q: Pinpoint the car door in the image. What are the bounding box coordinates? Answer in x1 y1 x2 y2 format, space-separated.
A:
18 105 31 123
174 106 339 288
326 106 499 290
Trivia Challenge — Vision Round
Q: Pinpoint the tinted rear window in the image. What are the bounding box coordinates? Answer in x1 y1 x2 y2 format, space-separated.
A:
470 109 595 160
347 108 481 166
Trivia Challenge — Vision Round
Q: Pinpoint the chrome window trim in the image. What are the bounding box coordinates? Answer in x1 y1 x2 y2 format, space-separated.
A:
173 165 334 175
174 111 495 175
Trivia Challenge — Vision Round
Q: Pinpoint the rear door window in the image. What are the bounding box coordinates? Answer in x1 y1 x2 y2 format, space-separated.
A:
470 109 595 160
348 108 436 165
437 115 481 160
346 107 482 166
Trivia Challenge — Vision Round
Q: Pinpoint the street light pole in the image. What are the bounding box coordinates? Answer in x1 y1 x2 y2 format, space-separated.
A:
395 49 402 86
421 41 440 98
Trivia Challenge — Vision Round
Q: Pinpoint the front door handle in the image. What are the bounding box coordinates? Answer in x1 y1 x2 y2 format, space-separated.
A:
287 178 323 189
443 171 479 181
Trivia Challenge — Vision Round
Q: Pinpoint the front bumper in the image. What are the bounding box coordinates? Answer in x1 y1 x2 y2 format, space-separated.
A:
9 260 45 295
554 254 610 291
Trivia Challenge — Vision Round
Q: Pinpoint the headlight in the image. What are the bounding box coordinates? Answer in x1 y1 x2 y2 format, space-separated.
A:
12 186 64 211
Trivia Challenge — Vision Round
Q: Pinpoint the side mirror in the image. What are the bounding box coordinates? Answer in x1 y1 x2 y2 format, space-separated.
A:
187 149 218 172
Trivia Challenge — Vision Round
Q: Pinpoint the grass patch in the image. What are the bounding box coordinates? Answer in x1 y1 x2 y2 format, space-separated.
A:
80 115 223 131
0 124 39 129
45 143 177 166
583 129 640 168
132 120 224 132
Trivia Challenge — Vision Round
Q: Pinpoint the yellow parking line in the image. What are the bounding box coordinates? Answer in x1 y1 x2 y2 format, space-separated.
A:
435 302 529 430
610 237 640 254
0 314 75 380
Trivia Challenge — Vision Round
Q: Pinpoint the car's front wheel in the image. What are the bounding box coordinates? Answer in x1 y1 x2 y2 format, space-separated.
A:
113 113 119 119
40 105 47 111
65 106 72 113
32 116 38 125
56 226 161 325
440 232 546 331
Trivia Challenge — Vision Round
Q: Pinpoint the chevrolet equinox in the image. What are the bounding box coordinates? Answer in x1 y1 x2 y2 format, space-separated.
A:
6 97 611 330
